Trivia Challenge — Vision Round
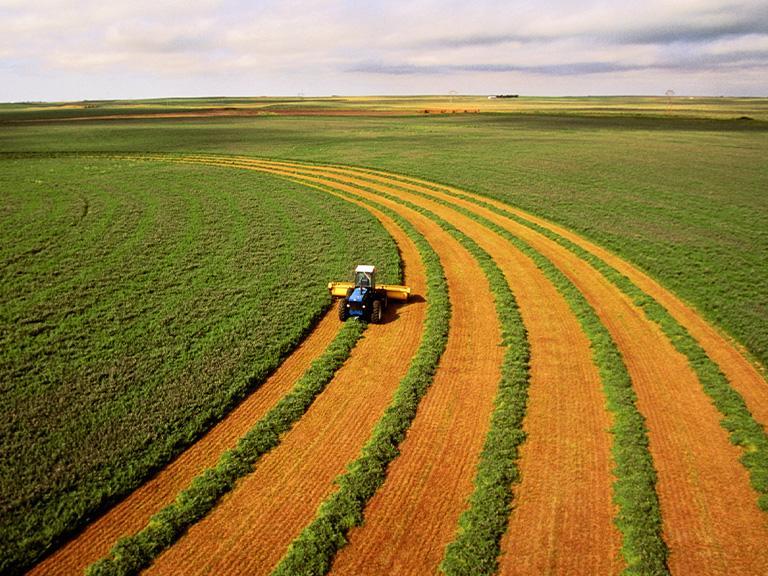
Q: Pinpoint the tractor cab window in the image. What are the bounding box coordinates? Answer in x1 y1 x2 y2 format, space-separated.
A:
356 271 372 288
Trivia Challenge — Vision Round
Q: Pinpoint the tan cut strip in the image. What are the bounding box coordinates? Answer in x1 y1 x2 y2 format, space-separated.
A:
182 157 621 574
289 159 768 431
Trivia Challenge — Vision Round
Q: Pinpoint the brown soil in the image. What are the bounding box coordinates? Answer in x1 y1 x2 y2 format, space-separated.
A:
144 205 429 575
29 312 342 576
298 163 768 575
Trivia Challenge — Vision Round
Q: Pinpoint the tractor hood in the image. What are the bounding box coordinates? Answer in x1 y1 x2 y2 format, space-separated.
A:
348 287 367 303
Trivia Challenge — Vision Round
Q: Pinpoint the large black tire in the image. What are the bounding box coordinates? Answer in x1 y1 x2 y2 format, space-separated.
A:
371 299 383 324
338 298 349 321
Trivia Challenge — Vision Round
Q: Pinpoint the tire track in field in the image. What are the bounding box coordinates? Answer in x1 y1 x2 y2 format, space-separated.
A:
29 310 341 576
256 160 768 575
144 202 430 576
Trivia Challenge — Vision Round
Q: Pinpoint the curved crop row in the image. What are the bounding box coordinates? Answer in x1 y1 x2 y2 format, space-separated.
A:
160 152 762 564
260 156 765 565
436 222 530 576
293 170 663 574
206 156 665 573
87 319 367 575
427 197 667 574
382 172 768 513
1 156 400 575
271 186 451 575
1 159 403 575
28 153 765 576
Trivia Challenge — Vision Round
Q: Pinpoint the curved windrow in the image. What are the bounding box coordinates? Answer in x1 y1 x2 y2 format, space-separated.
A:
253 157 768 575
177 155 768 575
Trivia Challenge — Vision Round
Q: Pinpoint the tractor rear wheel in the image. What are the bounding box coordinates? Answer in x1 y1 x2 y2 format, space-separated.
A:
338 298 349 321
371 299 383 324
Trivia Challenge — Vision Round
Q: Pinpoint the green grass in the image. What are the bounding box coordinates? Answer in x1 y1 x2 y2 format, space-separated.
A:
2 98 766 574
1 107 765 370
87 318 367 576
0 157 400 574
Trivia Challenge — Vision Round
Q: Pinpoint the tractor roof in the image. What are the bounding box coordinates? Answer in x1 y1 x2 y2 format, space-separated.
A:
355 265 376 274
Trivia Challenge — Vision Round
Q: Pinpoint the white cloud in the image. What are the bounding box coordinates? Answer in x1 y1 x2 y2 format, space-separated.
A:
0 0 766 100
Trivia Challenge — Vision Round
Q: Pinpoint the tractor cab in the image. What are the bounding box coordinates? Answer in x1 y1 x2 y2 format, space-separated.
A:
354 265 376 291
347 265 376 315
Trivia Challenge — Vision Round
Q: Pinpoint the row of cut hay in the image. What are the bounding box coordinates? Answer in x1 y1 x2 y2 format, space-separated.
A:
252 161 667 575
271 186 451 575
86 319 367 575
391 171 768 514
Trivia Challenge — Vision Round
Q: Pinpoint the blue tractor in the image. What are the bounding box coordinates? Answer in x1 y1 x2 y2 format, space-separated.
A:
328 265 410 324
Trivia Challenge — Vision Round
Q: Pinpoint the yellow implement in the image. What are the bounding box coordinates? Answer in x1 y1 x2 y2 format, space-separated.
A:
327 281 411 301
329 265 411 323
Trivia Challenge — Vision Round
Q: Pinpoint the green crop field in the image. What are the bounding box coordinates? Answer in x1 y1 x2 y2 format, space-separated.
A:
0 156 400 570
2 97 766 369
1 96 767 573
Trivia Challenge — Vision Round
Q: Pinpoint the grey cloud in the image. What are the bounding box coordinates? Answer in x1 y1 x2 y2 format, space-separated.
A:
417 34 531 49
348 61 639 76
609 18 768 45
349 51 768 77
413 3 768 49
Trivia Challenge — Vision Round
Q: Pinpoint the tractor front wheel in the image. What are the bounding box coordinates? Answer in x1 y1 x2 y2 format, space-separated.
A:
371 299 383 324
338 298 349 321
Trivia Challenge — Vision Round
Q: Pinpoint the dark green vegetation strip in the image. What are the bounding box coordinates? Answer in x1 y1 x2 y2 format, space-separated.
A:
86 319 366 576
295 171 668 574
272 188 451 576
391 174 768 513
0 157 400 575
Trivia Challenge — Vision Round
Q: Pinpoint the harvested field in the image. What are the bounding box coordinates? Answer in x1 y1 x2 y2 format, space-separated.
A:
382 174 768 434
184 156 767 573
16 152 768 576
274 160 768 575
329 198 504 574
268 160 768 575
252 163 621 574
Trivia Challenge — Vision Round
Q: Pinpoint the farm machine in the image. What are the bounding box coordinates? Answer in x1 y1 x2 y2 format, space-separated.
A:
328 265 410 323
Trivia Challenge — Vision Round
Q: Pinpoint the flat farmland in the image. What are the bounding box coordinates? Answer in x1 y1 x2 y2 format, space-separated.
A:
1 97 767 575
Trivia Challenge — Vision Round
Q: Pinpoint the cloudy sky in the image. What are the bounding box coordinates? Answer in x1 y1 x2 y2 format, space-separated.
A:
1 0 767 101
